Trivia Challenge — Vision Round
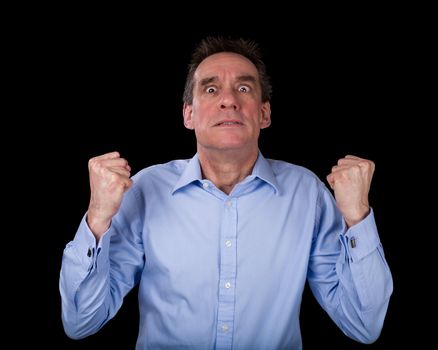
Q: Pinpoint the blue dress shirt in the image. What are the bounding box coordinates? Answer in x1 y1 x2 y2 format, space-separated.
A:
60 152 393 349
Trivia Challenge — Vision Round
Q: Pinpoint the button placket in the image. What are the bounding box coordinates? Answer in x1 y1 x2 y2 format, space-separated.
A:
215 197 237 349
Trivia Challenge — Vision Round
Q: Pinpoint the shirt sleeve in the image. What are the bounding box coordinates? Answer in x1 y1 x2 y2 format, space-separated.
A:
59 187 145 339
307 184 393 344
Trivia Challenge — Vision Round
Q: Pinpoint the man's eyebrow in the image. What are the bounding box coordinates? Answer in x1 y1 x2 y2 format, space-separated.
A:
236 75 257 84
199 76 219 87
199 75 258 87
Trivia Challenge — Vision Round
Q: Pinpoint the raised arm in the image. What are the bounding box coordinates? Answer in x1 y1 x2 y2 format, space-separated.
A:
308 155 392 343
60 151 143 339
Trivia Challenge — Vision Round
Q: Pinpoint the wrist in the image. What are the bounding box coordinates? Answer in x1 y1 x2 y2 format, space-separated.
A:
343 204 370 228
86 209 111 238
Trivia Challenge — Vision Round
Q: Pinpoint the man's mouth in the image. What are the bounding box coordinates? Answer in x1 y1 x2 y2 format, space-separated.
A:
215 120 243 126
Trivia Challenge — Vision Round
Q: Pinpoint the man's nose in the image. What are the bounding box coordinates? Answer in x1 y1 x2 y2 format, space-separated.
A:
219 90 239 110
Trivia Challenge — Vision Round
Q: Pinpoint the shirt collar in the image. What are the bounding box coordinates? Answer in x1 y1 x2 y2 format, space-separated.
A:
172 151 280 195
172 154 203 194
251 151 280 194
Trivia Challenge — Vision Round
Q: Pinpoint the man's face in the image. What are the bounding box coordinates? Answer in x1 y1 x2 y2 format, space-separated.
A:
183 52 271 153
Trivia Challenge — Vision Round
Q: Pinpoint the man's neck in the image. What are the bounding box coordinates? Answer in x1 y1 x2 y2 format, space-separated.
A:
198 148 258 195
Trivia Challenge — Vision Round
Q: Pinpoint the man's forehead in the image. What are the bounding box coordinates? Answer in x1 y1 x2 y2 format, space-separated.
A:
194 52 258 80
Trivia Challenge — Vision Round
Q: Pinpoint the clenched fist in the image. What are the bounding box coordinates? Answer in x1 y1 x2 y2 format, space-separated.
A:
87 151 133 239
326 155 375 228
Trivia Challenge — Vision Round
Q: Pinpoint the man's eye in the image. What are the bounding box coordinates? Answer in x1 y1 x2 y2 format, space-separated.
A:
238 85 250 93
206 87 217 93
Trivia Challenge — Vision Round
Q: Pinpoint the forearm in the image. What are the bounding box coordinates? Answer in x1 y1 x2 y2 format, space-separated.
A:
310 209 393 344
59 217 113 339
334 239 393 343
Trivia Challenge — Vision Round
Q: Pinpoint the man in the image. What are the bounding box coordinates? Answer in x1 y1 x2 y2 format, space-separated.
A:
60 37 393 349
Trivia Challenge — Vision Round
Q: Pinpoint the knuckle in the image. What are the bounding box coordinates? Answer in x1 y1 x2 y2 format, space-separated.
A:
351 165 361 174
332 170 344 182
88 158 100 171
359 160 373 171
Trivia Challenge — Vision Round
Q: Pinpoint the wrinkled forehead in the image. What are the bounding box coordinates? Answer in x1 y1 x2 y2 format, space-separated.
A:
194 52 259 83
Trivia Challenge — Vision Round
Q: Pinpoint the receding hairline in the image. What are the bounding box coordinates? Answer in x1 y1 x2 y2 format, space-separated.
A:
195 51 257 69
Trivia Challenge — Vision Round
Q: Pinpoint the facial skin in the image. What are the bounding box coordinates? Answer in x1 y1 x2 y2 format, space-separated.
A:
183 52 271 159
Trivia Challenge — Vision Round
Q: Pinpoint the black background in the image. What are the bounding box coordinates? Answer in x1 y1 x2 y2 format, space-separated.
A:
24 6 430 349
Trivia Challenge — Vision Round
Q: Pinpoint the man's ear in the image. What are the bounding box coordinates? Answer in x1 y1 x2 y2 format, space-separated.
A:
183 103 194 130
260 102 271 129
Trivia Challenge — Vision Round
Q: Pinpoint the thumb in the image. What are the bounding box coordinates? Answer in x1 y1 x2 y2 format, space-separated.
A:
326 174 334 190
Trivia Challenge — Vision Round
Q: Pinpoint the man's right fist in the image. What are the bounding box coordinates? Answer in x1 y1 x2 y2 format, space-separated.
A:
86 151 132 238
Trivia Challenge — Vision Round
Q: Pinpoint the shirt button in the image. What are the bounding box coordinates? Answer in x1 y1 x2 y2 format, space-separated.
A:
225 240 232 247
202 182 209 189
225 282 231 289
222 324 229 332
87 248 92 257
226 201 232 207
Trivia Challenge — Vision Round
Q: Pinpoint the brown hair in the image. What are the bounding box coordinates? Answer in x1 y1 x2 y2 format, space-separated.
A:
183 37 272 104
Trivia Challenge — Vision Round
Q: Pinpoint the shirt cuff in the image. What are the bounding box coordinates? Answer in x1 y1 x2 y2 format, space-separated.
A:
73 214 111 269
343 209 381 262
